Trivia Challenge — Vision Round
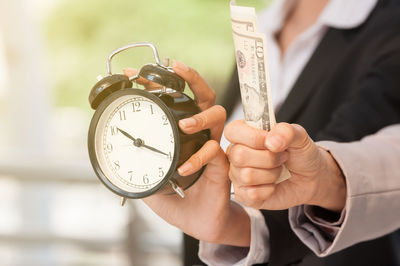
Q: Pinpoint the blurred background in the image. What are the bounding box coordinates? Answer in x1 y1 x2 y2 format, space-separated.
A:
0 0 269 265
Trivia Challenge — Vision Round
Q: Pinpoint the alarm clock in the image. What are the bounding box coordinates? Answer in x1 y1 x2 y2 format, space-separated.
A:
88 42 210 205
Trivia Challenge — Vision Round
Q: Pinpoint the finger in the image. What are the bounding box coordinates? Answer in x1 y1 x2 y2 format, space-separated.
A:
229 165 282 187
265 123 311 152
177 140 227 178
123 68 138 78
227 144 288 168
232 185 261 208
233 183 275 209
224 120 268 149
123 68 162 90
179 105 226 141
172 61 216 110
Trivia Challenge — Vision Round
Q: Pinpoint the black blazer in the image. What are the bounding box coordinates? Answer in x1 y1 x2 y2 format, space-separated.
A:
183 0 400 265
220 0 400 265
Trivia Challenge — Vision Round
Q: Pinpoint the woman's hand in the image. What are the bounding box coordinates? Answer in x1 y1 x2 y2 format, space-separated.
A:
225 120 346 212
123 62 250 246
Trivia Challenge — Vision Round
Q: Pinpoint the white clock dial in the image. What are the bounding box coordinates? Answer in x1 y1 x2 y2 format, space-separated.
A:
94 94 176 194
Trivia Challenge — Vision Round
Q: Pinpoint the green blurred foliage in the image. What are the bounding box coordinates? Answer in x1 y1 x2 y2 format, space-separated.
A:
44 0 270 109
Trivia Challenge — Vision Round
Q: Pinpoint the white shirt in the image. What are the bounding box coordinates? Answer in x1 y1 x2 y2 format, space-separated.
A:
201 0 378 265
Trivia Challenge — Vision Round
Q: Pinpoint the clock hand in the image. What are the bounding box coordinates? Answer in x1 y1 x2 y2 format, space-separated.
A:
117 128 168 156
141 143 168 156
117 128 137 142
118 128 146 148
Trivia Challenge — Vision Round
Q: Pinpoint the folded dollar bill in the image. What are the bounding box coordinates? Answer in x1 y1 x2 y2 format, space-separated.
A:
230 0 291 183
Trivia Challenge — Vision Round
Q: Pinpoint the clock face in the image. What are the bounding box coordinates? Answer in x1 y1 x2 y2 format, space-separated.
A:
92 90 178 196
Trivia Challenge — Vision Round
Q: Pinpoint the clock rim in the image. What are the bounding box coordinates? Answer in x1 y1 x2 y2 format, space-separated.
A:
88 88 181 199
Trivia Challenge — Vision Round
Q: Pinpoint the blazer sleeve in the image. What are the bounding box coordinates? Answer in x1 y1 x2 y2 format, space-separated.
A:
289 124 400 256
263 31 400 266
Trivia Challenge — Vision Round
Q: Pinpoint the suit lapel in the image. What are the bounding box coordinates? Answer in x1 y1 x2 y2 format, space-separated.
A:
276 28 349 123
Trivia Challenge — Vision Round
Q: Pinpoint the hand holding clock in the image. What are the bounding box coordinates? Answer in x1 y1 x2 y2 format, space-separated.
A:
124 61 251 247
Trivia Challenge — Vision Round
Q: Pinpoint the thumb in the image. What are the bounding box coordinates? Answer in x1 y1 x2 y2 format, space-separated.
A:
265 123 311 152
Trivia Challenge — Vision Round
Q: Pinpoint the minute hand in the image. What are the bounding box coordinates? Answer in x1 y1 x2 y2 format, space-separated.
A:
141 144 168 156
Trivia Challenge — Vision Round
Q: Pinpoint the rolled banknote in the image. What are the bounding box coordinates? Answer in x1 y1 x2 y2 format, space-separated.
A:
230 0 291 183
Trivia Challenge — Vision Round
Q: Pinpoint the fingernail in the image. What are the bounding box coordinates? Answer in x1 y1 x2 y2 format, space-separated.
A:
172 60 189 72
265 135 283 150
179 117 197 128
178 162 192 176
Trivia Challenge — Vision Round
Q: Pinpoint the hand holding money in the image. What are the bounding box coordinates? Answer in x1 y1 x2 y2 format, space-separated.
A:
230 0 291 183
225 121 346 212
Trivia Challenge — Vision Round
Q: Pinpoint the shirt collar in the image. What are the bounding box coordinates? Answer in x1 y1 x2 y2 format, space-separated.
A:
319 0 378 29
258 0 379 34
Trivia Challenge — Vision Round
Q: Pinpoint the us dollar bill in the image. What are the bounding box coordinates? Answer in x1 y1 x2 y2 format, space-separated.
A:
230 0 291 183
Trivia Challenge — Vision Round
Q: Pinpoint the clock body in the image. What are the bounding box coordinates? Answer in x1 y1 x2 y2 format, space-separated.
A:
88 88 209 198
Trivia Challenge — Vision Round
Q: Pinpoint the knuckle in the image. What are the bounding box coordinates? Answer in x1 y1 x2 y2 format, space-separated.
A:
246 188 262 203
224 124 234 142
293 124 310 149
204 140 221 160
190 153 204 169
239 168 254 185
275 123 298 149
279 122 293 133
224 120 242 142
229 145 246 166
206 139 220 152
282 123 295 143
214 105 227 123
254 131 267 148
190 69 202 84
285 123 296 137
195 114 208 129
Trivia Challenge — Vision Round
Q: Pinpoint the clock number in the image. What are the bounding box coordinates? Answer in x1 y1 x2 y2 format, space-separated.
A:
110 126 118 136
128 171 134 181
143 174 149 184
158 167 164 177
170 133 174 143
132 102 141 112
119 110 126 121
150 104 154 115
106 143 113 153
162 115 168 125
113 161 120 170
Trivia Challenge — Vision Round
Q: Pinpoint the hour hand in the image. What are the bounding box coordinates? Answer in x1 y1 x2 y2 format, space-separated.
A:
117 128 136 142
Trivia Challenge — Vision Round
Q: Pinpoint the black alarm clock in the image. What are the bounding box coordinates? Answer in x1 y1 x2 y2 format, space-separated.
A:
88 42 209 205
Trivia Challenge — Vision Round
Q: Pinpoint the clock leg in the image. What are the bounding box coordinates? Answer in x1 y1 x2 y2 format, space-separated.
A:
169 180 185 198
120 197 127 206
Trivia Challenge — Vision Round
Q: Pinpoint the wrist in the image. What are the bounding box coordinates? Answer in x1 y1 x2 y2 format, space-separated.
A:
218 201 251 247
309 147 347 212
